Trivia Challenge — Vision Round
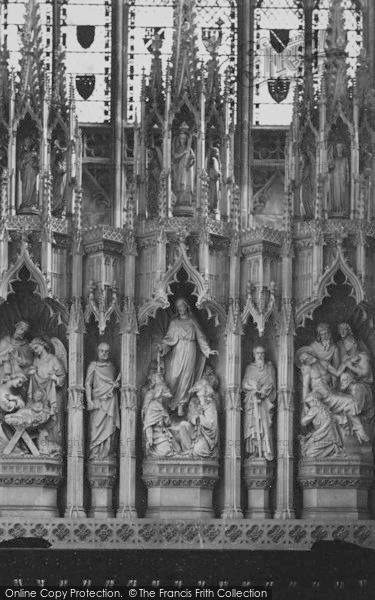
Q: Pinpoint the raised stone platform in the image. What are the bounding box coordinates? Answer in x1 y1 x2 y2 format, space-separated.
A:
298 457 374 519
0 457 63 517
88 459 117 518
244 458 275 519
142 457 219 519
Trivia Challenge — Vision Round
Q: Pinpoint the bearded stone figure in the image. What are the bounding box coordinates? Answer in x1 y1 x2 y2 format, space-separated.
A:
242 345 276 461
85 343 121 460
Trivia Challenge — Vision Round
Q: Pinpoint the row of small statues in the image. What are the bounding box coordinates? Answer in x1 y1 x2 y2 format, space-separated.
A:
4 136 69 217
0 312 373 466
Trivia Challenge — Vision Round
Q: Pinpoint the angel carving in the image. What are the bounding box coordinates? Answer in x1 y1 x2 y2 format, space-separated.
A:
26 336 67 455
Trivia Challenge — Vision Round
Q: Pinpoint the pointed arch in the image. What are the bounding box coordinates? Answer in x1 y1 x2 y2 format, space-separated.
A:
137 242 226 328
0 242 51 302
296 243 364 327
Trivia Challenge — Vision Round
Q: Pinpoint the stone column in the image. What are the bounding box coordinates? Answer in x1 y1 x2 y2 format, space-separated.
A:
274 234 296 519
65 297 86 518
222 230 243 518
117 234 138 518
274 300 296 519
222 320 243 518
0 169 8 273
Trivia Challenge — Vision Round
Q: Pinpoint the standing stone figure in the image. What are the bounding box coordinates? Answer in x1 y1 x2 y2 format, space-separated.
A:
242 346 276 460
208 146 222 214
0 321 33 383
158 298 218 414
85 343 120 459
147 146 162 217
327 141 350 217
51 139 68 217
19 137 39 212
300 148 315 219
172 123 196 203
28 337 67 454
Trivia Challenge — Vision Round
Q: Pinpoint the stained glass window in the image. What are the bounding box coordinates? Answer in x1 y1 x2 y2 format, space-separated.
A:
127 0 237 123
253 0 304 126
61 0 112 123
253 0 363 126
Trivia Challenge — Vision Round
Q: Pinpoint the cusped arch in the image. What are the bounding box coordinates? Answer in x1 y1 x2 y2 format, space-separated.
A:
137 243 226 328
296 244 364 327
0 242 52 303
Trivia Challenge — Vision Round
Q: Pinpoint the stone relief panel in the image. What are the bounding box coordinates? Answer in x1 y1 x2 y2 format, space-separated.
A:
0 273 68 516
295 276 375 518
138 284 224 518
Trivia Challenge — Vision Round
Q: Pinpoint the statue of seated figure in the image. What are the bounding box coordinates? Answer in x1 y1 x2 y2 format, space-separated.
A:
143 375 180 457
179 379 219 458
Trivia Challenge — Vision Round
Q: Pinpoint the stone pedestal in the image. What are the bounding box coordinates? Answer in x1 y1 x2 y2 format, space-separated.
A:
88 459 117 518
298 457 374 519
244 458 274 519
142 458 219 519
0 457 62 517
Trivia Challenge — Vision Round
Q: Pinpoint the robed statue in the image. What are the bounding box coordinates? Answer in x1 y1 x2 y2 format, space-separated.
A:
327 142 350 217
158 298 218 415
242 345 276 461
85 343 120 459
19 137 39 212
51 139 68 217
207 146 222 214
172 123 196 203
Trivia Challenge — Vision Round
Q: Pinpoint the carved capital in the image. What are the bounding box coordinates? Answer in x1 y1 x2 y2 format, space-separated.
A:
121 385 137 411
277 389 294 412
68 386 85 411
225 388 241 412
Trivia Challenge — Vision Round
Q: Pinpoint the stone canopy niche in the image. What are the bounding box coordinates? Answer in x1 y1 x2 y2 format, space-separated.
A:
295 272 374 519
0 266 68 517
139 274 221 518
